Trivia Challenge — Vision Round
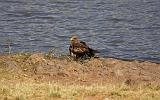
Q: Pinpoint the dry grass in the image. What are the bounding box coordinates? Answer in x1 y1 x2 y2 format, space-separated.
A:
0 81 160 100
0 53 160 100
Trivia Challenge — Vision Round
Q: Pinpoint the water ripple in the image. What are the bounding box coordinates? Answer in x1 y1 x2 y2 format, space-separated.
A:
0 0 160 63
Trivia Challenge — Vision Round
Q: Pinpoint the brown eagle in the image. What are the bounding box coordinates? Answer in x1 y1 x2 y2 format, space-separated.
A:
69 35 98 59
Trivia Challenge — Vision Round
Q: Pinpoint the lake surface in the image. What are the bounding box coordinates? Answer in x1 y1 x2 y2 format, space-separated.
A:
0 0 160 63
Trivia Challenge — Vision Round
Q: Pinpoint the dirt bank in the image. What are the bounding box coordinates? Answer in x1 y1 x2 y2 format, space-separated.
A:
0 53 160 86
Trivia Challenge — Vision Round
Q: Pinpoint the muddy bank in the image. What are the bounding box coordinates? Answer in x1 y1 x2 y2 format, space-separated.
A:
0 53 160 86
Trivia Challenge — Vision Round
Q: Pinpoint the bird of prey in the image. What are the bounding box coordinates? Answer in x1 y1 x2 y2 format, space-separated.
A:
69 35 98 59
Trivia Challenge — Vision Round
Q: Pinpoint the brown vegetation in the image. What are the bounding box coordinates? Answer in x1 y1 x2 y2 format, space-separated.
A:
0 53 160 100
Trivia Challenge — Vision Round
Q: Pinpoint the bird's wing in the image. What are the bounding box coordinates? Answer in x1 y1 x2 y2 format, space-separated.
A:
73 42 89 53
80 41 87 45
80 41 99 53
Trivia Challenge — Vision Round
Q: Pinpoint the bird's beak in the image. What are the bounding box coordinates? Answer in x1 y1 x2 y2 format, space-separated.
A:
70 38 72 41
70 37 74 41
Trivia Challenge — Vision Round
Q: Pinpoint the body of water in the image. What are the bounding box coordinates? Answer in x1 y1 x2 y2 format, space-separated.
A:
0 0 160 63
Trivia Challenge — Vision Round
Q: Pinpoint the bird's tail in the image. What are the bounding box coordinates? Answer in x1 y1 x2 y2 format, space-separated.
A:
88 48 99 57
91 49 99 53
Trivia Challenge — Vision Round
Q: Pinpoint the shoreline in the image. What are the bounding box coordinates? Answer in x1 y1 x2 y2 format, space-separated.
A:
0 53 160 84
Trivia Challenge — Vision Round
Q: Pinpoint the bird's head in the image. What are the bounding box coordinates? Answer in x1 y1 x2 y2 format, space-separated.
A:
70 35 79 44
